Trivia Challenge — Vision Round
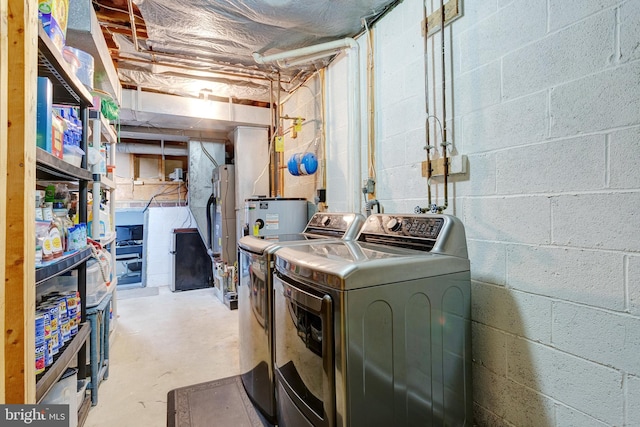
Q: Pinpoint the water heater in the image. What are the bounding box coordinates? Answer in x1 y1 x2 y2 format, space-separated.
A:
244 198 308 239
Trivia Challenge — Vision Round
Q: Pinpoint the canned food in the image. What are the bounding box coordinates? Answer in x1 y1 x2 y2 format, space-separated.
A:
35 342 46 375
35 312 46 345
60 314 71 344
45 336 53 367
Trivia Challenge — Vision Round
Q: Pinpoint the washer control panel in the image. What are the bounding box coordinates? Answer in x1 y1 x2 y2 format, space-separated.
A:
304 212 365 239
360 214 444 240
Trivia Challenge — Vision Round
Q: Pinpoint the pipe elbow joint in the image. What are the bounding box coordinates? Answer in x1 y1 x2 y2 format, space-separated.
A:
252 52 265 64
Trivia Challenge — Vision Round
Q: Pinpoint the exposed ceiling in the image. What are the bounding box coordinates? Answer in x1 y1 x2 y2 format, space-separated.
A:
84 0 403 140
85 0 400 140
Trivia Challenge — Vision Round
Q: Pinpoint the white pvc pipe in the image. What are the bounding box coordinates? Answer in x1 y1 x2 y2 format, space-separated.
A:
253 38 358 65
347 42 362 214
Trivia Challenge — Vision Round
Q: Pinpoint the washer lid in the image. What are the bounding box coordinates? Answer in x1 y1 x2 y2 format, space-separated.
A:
274 240 470 291
238 233 327 255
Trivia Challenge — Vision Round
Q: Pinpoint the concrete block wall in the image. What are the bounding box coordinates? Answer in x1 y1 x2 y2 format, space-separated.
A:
280 75 325 204
317 0 640 425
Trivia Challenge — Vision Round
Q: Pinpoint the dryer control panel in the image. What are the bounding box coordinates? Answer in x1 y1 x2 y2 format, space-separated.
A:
357 214 448 252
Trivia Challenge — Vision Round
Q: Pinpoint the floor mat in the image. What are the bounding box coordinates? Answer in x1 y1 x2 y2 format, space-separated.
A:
167 375 271 427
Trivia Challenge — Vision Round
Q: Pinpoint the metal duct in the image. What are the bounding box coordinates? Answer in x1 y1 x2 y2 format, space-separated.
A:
116 143 188 156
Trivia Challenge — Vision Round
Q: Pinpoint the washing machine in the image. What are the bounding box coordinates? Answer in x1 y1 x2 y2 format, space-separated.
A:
237 212 365 423
272 213 472 427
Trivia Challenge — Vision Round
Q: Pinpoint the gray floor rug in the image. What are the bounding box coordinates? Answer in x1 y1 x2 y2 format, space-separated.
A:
167 375 271 427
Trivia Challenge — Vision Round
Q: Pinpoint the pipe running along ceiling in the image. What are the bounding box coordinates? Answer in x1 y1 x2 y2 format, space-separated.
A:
94 0 401 104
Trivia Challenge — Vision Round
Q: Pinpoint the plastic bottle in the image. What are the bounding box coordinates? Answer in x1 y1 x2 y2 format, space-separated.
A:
52 209 73 252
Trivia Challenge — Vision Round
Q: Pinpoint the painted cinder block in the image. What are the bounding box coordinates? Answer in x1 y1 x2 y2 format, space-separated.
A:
378 66 405 109
552 301 640 376
472 365 510 419
450 0 498 36
496 135 606 195
555 405 609 427
620 0 640 63
471 282 552 343
507 336 624 424
472 364 555 426
462 92 547 153
463 196 551 245
630 256 640 317
467 239 506 285
506 245 625 310
453 61 501 116
472 322 507 375
550 62 640 137
609 126 640 189
454 153 496 198
502 11 615 100
377 164 425 200
472 403 513 427
549 0 619 31
459 0 546 73
501 379 556 427
629 374 640 426
378 133 407 170
551 192 640 252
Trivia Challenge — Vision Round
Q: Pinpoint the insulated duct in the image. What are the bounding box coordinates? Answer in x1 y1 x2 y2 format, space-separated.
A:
116 143 188 156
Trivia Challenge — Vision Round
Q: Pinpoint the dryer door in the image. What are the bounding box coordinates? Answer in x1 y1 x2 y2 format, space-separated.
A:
238 248 276 421
274 271 335 427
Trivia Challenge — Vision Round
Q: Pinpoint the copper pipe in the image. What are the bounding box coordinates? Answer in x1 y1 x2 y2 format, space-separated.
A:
320 69 327 192
269 79 276 197
366 26 376 199
439 0 449 212
423 1 433 209
277 73 284 197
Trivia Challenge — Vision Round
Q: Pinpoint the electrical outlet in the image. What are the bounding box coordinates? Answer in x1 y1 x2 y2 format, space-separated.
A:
362 178 375 194
421 155 467 177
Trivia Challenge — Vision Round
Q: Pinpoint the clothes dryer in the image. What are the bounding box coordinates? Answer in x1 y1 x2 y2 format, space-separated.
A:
237 212 365 423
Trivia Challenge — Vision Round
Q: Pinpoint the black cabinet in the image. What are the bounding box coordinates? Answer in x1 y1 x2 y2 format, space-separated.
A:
170 228 212 292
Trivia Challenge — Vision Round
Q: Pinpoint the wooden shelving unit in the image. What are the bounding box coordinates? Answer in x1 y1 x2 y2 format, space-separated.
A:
34 24 95 423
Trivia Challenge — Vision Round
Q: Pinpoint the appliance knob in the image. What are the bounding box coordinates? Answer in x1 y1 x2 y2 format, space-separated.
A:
321 216 331 226
386 218 401 231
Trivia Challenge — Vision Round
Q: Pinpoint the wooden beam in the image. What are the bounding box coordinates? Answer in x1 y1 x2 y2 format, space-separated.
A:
423 0 460 36
0 0 8 403
5 0 37 403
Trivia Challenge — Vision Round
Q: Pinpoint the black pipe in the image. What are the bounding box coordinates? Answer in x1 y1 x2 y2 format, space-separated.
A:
206 193 215 252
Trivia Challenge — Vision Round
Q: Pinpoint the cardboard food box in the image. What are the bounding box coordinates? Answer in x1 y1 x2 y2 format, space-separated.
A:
51 114 65 159
37 77 53 153
38 0 69 52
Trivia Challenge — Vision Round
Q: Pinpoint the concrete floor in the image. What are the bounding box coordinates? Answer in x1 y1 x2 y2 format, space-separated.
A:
85 286 240 427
